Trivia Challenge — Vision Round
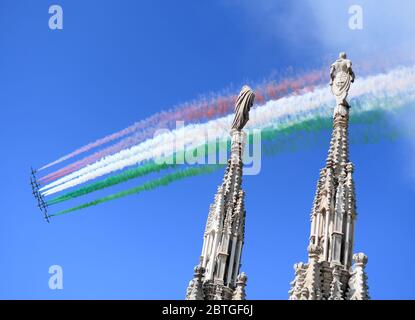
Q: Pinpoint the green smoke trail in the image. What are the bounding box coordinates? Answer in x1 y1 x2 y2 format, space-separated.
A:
47 107 401 207
47 161 177 205
49 165 224 217
262 108 402 156
263 118 401 157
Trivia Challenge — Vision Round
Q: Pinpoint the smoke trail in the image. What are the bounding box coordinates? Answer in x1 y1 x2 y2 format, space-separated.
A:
47 161 178 205
47 108 401 206
38 53 414 175
49 165 223 217
39 70 324 174
40 66 415 196
263 110 402 157
48 107 406 217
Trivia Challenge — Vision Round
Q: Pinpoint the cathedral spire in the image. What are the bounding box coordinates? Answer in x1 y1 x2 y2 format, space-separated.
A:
186 86 255 300
289 53 369 300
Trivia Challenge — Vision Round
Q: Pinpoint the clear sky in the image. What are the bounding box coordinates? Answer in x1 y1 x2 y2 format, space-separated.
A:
0 0 414 299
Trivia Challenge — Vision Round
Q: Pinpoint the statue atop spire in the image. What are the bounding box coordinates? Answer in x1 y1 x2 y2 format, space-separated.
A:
185 85 255 300
288 54 369 300
330 52 355 117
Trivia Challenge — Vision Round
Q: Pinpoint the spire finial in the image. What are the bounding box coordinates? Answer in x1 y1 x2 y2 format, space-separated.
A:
232 272 248 300
186 265 205 300
353 252 368 266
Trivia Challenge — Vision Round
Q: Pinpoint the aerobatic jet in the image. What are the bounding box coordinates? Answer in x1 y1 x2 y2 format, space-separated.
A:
31 166 51 223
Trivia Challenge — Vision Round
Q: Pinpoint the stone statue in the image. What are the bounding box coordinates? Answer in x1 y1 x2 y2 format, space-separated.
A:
231 85 255 131
330 52 355 116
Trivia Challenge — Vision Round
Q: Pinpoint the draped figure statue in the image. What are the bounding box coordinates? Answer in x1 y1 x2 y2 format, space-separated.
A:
231 85 255 131
330 52 355 117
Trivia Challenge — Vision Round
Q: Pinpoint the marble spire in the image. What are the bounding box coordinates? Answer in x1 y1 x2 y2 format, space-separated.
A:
185 86 255 300
289 53 369 300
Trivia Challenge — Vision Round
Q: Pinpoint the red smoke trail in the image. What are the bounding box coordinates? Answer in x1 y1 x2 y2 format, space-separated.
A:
39 70 325 183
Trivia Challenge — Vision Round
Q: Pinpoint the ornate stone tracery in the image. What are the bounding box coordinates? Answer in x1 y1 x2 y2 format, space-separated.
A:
186 86 255 300
289 53 369 300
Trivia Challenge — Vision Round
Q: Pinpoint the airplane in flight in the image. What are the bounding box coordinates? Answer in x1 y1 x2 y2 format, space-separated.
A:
32 190 40 199
37 196 50 223
42 208 51 224
30 177 41 190
30 166 50 223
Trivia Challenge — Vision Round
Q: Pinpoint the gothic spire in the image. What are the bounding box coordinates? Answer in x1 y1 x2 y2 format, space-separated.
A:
186 86 255 300
289 53 369 300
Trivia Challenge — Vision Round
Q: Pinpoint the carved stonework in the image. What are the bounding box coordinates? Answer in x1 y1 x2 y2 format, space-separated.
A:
347 253 370 300
232 273 248 300
330 52 355 111
186 86 254 300
186 265 205 300
298 245 323 300
289 53 369 300
289 262 306 300
329 265 344 300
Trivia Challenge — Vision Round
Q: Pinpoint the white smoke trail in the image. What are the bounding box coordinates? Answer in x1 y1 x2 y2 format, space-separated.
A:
41 66 415 196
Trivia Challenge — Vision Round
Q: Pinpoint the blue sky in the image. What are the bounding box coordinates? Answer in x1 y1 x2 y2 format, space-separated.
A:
0 0 414 299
